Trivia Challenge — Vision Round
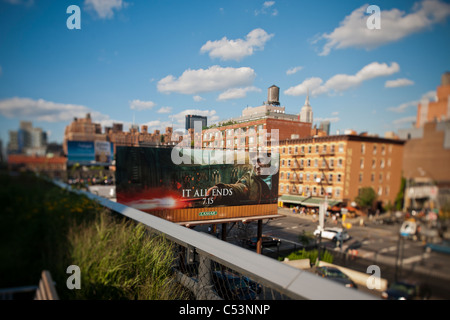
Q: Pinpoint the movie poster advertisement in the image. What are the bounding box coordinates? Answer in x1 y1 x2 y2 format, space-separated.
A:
115 146 279 223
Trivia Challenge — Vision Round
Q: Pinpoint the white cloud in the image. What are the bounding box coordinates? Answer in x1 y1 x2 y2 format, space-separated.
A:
84 0 127 19
284 77 324 96
3 0 34 6
255 1 278 16
387 90 436 113
157 106 172 114
286 66 303 75
200 28 274 61
0 97 110 123
393 116 416 125
193 95 205 102
157 65 256 95
129 99 156 111
315 117 340 123
316 0 450 56
387 100 418 113
285 61 399 96
385 78 415 88
217 86 261 101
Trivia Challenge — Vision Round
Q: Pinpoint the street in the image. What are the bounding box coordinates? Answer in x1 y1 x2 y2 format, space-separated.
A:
195 207 450 299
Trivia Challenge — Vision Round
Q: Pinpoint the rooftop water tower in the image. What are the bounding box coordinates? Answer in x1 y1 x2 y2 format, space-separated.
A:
267 85 280 106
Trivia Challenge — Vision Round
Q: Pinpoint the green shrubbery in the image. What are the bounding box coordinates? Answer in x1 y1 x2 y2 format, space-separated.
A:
0 172 188 300
280 248 334 266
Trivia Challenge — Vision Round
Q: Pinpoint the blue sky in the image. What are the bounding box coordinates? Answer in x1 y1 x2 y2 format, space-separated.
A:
1 0 449 147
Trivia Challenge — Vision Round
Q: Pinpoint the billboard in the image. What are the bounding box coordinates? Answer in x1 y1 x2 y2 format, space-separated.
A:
115 146 280 223
67 140 114 165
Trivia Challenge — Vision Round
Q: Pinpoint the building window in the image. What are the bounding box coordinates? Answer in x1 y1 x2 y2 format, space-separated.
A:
286 185 289 193
300 159 304 167
338 144 344 152
307 159 311 167
323 145 327 153
359 173 363 183
371 173 375 182
382 145 386 155
372 159 376 169
330 158 334 167
373 145 377 155
337 174 342 182
331 144 335 153
313 187 317 195
380 159 385 168
287 172 290 180
361 143 365 154
294 146 298 154
315 145 319 153
379 173 383 183
338 159 343 168
288 160 291 167
306 173 310 181
314 159 318 167
378 186 382 196
282 147 285 154
308 146 312 153
360 158 364 169
281 160 285 167
335 188 341 197
288 147 291 154
329 173 333 182
301 146 305 154
385 186 389 196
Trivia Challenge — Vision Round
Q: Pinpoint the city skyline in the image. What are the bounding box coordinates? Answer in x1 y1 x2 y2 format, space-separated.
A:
0 0 449 146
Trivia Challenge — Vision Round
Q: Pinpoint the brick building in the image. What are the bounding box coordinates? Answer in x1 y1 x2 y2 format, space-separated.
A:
277 134 405 210
416 72 450 127
7 154 67 179
200 85 322 151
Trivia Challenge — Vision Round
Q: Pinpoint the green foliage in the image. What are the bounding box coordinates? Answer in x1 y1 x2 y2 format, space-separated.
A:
395 177 406 211
282 249 334 265
0 172 189 300
298 230 315 246
355 187 377 211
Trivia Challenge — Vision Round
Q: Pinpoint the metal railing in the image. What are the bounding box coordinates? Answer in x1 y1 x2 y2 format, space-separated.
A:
53 180 377 300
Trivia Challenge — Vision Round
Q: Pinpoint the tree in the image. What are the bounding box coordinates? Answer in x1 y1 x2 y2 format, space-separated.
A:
395 177 406 211
355 187 377 214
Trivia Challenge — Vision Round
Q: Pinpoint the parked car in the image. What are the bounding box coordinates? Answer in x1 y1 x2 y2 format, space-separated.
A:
313 227 350 242
315 266 358 289
381 280 432 300
246 236 281 248
211 270 257 300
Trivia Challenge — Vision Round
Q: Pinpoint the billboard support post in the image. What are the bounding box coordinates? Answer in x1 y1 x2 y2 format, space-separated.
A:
256 220 263 254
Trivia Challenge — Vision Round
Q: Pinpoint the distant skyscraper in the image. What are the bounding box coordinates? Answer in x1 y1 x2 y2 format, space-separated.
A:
8 121 47 156
186 115 207 131
319 121 330 135
299 91 313 123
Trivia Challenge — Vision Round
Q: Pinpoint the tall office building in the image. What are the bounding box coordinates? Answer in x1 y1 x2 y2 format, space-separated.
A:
186 115 207 131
